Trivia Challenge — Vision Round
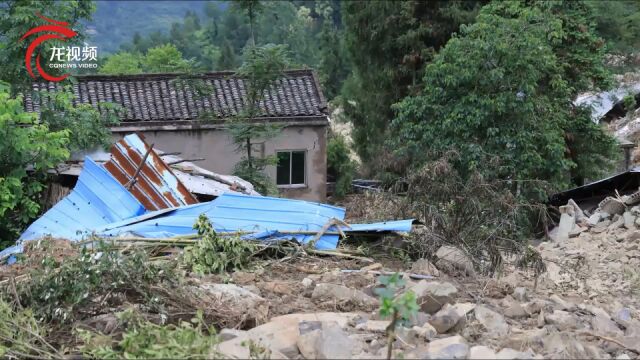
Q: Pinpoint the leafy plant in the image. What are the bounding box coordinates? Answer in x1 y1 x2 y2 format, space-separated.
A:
0 87 70 247
0 299 60 359
17 241 178 323
37 86 121 152
390 1 618 195
182 215 259 274
78 309 220 359
374 273 418 360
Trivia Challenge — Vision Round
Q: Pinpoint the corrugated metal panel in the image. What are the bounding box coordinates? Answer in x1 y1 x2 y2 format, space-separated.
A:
103 134 198 210
19 157 146 241
100 193 345 250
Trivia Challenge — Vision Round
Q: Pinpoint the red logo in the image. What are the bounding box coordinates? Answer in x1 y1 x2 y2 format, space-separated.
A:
20 12 77 82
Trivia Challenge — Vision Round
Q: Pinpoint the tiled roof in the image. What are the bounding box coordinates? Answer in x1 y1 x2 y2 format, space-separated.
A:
25 70 327 123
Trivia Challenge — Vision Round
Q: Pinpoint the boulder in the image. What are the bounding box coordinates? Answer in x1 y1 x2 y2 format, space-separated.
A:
411 258 441 276
502 328 546 350
549 294 575 311
474 305 509 336
435 246 474 275
410 323 437 340
409 280 458 314
311 283 378 308
423 335 469 359
469 345 497 359
428 305 462 334
217 312 358 358
503 302 528 319
296 321 356 359
556 205 575 241
544 310 580 331
591 314 624 337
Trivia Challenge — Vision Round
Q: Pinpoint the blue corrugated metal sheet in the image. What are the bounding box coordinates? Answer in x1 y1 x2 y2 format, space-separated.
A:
100 193 346 250
19 157 146 242
4 154 415 260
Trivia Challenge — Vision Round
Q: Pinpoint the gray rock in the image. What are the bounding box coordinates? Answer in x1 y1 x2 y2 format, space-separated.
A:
296 321 356 359
496 348 539 359
354 320 389 333
435 245 475 275
410 323 437 340
610 214 625 229
301 277 314 288
423 335 469 359
219 328 246 341
409 280 458 314
614 307 633 328
503 328 546 349
469 345 497 359
411 258 441 276
504 303 528 319
556 205 575 241
591 314 624 337
549 294 575 311
428 305 462 333
512 287 528 302
545 310 580 331
624 211 636 229
311 283 378 308
475 305 509 336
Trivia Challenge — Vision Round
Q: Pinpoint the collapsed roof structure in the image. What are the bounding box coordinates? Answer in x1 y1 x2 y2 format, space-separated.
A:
1 134 413 260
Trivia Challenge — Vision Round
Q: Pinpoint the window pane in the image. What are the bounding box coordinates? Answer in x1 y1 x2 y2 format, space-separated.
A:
276 152 290 185
291 151 305 185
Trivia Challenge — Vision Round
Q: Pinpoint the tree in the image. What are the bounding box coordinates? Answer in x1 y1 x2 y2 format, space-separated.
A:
316 1 349 99
0 85 70 246
99 52 142 75
390 1 618 198
217 40 238 70
227 44 290 194
0 0 95 93
340 0 483 170
231 0 264 46
142 44 192 73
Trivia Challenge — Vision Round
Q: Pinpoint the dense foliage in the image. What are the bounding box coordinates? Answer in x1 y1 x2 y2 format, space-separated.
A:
340 0 483 167
390 1 618 196
0 87 70 246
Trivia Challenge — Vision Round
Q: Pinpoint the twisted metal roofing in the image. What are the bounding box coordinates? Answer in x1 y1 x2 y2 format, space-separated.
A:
103 133 198 210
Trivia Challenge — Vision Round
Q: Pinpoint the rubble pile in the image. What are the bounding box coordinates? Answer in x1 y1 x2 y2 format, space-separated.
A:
195 241 640 359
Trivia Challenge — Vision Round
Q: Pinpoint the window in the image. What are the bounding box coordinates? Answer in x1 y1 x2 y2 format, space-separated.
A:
277 150 306 186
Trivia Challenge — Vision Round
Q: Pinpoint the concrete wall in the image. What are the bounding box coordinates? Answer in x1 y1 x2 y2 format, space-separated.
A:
113 125 327 202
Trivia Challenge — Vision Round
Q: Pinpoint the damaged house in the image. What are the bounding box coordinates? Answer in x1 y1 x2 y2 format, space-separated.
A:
25 70 329 202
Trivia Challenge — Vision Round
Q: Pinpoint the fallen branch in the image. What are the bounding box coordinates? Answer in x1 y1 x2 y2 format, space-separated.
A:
305 249 373 263
341 269 436 280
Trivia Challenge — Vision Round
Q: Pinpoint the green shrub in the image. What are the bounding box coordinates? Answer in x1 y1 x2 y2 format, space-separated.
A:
0 299 59 358
18 242 178 323
181 215 259 274
0 87 70 247
374 273 418 360
78 309 220 359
